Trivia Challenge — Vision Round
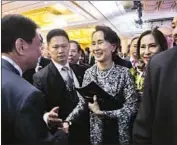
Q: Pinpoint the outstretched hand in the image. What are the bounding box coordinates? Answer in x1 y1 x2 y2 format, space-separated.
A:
47 106 63 127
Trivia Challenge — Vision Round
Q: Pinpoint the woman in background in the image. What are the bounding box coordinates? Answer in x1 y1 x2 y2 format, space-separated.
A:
82 26 139 145
130 28 168 96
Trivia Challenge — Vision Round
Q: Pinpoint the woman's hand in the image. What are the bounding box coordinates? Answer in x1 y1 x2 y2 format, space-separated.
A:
88 95 103 116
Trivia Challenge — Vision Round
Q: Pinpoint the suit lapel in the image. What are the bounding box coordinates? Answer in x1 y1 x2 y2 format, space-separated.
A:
48 62 84 87
48 62 67 90
69 63 83 86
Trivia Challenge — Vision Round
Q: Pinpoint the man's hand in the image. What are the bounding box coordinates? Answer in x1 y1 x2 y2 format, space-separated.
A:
47 106 63 127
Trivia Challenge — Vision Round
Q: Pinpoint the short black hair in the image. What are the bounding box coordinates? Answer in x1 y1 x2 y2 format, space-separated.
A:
46 29 69 44
69 40 82 52
137 28 168 59
92 25 121 60
85 47 90 53
2 14 38 53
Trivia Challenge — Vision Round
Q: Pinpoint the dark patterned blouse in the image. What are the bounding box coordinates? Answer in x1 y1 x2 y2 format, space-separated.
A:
82 63 139 145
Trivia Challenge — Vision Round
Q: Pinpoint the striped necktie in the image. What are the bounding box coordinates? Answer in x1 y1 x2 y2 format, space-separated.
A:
62 66 73 90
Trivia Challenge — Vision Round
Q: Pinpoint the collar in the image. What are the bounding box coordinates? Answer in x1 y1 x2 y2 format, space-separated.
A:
130 57 135 62
52 59 70 72
2 55 23 76
37 56 41 65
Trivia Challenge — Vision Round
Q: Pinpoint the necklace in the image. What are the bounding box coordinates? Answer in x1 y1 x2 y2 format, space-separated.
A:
96 62 115 79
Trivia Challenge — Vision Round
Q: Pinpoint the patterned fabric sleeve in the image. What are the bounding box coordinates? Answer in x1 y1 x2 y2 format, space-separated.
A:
102 69 139 144
65 92 86 123
82 69 92 87
65 69 91 123
102 69 138 118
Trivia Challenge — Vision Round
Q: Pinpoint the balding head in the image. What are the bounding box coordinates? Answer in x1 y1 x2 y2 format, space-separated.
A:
158 27 173 48
158 27 172 36
172 15 177 29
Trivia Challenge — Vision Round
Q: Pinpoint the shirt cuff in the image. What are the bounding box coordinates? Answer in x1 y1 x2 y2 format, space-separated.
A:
63 120 72 126
43 112 49 126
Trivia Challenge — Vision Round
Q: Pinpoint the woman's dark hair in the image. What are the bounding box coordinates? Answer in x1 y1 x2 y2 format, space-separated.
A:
92 25 121 61
2 14 38 53
137 27 168 59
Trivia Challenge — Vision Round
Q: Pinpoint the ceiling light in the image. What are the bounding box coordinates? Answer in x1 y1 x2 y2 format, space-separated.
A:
53 17 67 27
52 4 67 12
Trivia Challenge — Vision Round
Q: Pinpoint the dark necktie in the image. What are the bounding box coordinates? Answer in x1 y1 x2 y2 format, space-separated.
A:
62 66 73 90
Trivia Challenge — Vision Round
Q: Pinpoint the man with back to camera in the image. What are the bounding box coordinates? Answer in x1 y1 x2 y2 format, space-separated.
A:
33 29 89 145
1 14 67 145
133 15 177 145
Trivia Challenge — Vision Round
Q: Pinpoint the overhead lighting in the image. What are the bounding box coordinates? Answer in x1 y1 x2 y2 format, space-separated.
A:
91 1 120 17
52 4 67 12
53 17 67 27
41 16 67 31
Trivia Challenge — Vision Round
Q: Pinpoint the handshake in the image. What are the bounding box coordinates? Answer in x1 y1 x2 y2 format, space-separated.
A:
44 106 71 134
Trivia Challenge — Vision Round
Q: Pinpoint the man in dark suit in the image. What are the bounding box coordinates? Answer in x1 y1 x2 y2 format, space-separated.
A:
33 29 89 145
68 40 90 68
23 35 51 84
2 14 67 145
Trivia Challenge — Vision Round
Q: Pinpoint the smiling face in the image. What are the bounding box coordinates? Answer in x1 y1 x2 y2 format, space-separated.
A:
91 31 116 63
48 36 70 65
140 34 159 65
